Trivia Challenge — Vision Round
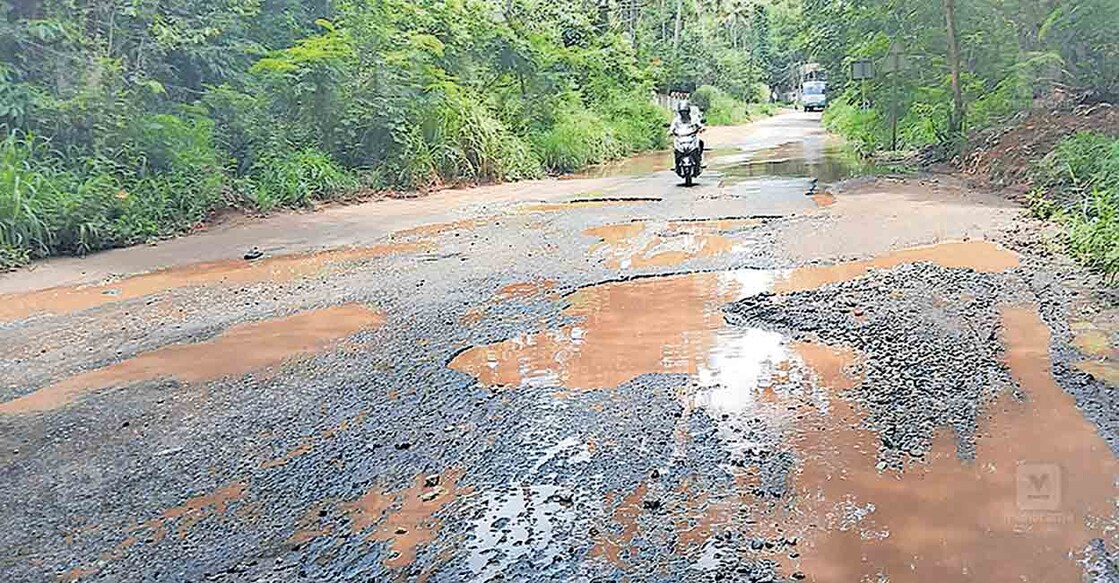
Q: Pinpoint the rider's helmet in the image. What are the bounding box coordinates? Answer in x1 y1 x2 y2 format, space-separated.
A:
676 100 692 121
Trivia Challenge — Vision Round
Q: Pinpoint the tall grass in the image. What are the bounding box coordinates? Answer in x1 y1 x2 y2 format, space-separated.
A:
1 89 669 268
0 133 50 256
533 109 623 174
691 85 748 126
1030 132 1119 283
247 148 356 210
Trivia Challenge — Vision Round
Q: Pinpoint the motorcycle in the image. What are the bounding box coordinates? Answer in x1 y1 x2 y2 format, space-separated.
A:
672 124 704 186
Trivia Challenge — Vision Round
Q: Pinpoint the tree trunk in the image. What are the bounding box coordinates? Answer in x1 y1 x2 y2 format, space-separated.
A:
673 0 682 53
944 0 965 137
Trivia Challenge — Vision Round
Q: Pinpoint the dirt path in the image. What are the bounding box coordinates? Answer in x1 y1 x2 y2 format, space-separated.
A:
1 112 1115 582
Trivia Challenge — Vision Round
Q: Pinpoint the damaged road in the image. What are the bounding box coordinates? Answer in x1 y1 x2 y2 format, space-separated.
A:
0 112 1116 582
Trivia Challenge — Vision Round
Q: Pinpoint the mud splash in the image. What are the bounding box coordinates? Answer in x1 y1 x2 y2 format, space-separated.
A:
585 218 759 270
590 482 649 568
1 304 384 414
771 307 1117 582
339 469 470 569
61 481 248 581
449 270 773 392
1077 360 1119 386
774 240 1019 293
0 243 424 322
497 279 558 299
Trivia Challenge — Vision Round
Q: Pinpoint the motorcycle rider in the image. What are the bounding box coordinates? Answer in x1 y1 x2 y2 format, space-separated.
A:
669 100 705 168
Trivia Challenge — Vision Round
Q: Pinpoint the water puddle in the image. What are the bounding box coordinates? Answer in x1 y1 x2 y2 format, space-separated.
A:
0 243 425 322
715 143 869 185
759 307 1117 582
1072 324 1115 358
585 218 760 270
1 304 383 414
449 270 774 392
566 151 674 179
590 482 649 568
339 469 470 569
452 241 1017 394
465 484 576 578
564 148 741 180
774 240 1019 293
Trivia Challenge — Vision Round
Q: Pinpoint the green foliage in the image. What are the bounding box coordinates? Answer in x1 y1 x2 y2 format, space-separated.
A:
413 84 543 187
1040 0 1119 100
800 0 1113 156
533 109 623 173
0 243 29 270
2 0 698 262
822 93 885 156
1063 188 1119 283
0 133 51 255
247 148 357 210
691 85 747 126
1030 132 1119 281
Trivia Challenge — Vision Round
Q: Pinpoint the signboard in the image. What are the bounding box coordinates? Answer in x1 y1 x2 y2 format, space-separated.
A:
882 54 910 73
851 60 874 80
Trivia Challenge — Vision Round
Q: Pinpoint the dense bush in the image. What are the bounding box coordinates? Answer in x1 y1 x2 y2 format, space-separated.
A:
1 0 698 266
533 109 622 174
246 148 357 210
1030 132 1119 281
691 85 748 126
804 0 1114 156
822 94 885 156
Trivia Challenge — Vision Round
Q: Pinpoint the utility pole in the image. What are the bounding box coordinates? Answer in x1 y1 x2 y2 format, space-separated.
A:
944 0 965 138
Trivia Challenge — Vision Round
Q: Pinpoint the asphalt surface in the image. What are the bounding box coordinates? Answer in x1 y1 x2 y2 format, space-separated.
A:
1 112 1116 582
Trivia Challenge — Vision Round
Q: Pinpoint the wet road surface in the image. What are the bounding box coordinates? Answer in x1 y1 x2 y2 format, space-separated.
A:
1 112 1116 582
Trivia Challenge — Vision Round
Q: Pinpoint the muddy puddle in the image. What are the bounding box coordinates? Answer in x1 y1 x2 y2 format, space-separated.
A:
390 219 488 240
585 218 760 270
449 270 775 392
714 143 870 185
448 237 1109 580
497 279 558 299
0 243 424 322
775 240 1019 293
564 148 741 180
337 467 469 568
1077 361 1119 386
572 310 1116 581
754 307 1118 582
452 241 1019 393
0 304 383 414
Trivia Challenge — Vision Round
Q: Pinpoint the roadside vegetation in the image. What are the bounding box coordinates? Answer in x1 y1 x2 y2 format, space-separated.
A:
798 0 1118 281
809 0 1116 155
0 0 788 268
1030 132 1119 282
